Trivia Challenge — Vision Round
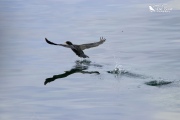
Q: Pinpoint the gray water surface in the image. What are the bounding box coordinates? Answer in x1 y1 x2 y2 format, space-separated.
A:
0 0 180 120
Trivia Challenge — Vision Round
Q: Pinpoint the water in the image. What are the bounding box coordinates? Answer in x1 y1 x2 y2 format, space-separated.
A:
0 0 180 120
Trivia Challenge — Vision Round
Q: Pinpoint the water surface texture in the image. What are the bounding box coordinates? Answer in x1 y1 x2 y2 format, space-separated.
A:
0 0 180 120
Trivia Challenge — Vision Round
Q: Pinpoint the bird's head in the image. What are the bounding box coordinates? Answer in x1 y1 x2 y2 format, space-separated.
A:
66 41 73 45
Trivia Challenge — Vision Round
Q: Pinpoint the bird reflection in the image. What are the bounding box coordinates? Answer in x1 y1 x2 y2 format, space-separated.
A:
44 62 100 85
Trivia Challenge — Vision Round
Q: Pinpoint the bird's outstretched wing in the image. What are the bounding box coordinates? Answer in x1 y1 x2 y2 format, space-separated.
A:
79 37 106 50
45 38 70 48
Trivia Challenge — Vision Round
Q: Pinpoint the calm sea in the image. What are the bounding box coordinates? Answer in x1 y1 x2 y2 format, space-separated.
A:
0 0 180 120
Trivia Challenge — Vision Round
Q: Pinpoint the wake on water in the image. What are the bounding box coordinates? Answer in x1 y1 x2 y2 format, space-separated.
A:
45 56 174 86
108 56 174 86
75 56 174 87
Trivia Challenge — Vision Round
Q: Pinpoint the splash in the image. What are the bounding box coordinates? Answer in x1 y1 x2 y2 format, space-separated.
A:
107 56 149 78
111 55 126 74
108 64 127 74
107 55 129 77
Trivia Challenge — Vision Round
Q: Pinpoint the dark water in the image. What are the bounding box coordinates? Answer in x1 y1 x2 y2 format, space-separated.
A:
0 0 180 120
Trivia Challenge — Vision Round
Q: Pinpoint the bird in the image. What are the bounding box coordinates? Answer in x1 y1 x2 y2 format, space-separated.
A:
45 37 106 58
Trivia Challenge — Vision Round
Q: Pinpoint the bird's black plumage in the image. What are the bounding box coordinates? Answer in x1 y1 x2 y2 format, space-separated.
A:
45 37 106 58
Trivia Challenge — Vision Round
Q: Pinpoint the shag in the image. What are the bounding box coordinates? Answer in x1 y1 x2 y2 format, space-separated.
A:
45 37 106 58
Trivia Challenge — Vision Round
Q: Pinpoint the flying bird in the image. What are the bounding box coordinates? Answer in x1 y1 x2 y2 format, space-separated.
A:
45 37 106 58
